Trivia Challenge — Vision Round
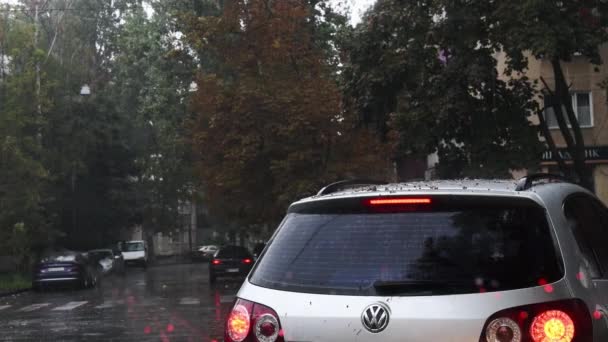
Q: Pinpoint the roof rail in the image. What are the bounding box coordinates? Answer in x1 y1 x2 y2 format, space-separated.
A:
515 173 572 191
317 179 388 196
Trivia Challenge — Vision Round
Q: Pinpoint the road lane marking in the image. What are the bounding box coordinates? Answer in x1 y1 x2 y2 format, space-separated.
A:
179 297 200 305
0 305 11 311
18 303 50 312
52 301 88 311
220 295 235 303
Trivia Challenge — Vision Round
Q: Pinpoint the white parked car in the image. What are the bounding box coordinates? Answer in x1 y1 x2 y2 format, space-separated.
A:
122 240 148 268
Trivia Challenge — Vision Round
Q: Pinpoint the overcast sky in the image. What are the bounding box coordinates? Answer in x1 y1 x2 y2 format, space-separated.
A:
1 0 375 24
333 0 375 24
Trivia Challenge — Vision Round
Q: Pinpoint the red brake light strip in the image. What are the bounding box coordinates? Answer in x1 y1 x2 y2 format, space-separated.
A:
367 198 432 205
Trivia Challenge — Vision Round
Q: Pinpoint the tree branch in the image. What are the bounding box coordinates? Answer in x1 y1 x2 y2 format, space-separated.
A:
551 59 590 188
537 104 568 176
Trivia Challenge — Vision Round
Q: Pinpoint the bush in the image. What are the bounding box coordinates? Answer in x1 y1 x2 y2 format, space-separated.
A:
0 273 31 292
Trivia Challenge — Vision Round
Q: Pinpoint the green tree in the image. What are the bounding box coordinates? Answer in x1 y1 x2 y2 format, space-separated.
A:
342 0 608 185
106 1 204 251
340 0 544 179
0 7 54 260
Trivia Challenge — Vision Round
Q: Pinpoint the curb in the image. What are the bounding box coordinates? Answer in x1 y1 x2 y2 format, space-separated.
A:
0 288 31 298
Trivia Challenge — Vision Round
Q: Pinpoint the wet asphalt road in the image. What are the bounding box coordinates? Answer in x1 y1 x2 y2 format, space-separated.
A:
0 263 241 342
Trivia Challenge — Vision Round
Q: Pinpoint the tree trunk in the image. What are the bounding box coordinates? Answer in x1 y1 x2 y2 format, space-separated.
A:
537 107 569 176
550 59 592 189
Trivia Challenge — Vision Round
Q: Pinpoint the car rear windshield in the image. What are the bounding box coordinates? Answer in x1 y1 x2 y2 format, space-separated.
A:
216 246 251 258
249 196 563 296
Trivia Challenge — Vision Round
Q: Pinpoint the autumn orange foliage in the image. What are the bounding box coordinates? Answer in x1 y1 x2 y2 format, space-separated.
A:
188 0 390 224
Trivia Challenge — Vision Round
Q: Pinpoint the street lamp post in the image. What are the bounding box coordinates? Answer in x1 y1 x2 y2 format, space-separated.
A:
72 84 91 237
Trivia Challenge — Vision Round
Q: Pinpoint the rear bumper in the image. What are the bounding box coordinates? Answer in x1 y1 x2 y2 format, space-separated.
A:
124 259 146 265
210 266 252 277
33 273 83 286
33 277 80 283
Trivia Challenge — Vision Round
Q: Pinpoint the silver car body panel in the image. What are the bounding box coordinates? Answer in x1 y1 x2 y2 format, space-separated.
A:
237 180 608 341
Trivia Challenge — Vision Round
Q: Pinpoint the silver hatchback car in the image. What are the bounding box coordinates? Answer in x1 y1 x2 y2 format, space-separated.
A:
224 175 608 342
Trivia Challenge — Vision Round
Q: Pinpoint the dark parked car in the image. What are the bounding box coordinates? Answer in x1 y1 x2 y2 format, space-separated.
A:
33 249 100 290
252 243 266 258
111 246 126 274
209 245 254 284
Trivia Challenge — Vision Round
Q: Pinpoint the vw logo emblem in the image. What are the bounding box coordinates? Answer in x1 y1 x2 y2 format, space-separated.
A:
361 302 390 333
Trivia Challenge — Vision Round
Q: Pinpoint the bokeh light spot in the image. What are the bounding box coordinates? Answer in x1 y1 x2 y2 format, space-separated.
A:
594 310 602 320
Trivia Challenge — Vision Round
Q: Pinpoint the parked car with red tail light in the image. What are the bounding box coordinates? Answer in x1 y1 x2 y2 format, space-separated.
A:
224 176 608 342
209 245 254 284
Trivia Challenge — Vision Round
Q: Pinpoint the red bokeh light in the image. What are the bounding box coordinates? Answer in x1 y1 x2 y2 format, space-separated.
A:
166 323 175 333
594 310 602 320
143 326 151 334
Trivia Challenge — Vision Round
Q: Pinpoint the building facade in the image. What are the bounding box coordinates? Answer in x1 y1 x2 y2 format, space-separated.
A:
497 45 608 203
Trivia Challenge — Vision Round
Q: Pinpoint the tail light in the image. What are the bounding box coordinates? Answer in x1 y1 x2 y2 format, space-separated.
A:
530 310 575 342
243 258 253 264
365 197 432 205
225 298 284 342
363 197 432 212
212 259 221 265
480 299 592 342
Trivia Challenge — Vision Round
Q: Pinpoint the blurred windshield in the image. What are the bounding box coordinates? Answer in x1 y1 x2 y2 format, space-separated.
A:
88 251 113 260
250 198 563 295
216 246 252 259
39 249 79 263
124 242 144 252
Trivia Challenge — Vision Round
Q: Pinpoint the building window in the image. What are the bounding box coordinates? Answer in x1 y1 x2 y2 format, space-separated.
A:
544 92 593 129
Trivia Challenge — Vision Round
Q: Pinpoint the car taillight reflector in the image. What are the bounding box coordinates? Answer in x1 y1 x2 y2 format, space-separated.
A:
485 317 521 342
254 314 279 342
227 304 250 342
243 258 252 264
530 310 575 342
212 259 221 265
367 198 431 205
